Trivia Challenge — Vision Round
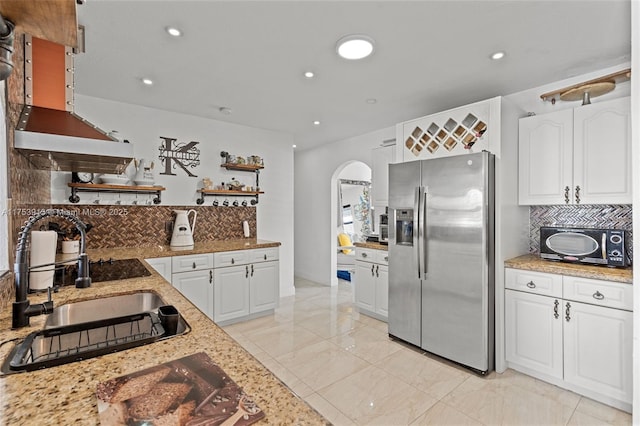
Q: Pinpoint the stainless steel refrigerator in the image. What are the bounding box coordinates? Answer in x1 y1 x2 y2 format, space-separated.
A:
388 151 494 374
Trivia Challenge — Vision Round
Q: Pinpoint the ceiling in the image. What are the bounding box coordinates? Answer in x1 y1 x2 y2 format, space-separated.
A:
73 0 631 151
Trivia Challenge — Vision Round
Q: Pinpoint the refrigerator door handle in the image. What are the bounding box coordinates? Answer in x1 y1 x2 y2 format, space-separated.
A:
414 186 421 280
422 186 428 276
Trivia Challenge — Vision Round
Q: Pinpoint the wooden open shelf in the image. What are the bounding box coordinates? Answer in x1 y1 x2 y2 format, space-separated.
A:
198 189 264 196
220 163 264 172
67 183 165 204
540 68 631 103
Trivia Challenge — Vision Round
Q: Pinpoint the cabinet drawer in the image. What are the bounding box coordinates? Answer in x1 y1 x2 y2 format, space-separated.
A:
505 268 562 297
213 250 249 268
172 253 214 273
375 250 389 265
563 276 633 311
355 248 377 263
250 247 279 263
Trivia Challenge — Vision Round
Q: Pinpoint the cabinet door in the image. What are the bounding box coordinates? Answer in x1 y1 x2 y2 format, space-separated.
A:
375 264 388 319
371 145 394 206
172 270 213 319
505 290 563 379
518 109 573 205
354 261 376 312
249 261 279 313
213 265 250 323
145 257 172 282
563 300 633 404
573 97 631 204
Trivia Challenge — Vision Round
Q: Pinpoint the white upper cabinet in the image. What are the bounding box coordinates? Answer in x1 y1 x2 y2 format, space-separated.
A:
371 145 395 206
518 109 573 205
519 96 631 205
573 97 632 204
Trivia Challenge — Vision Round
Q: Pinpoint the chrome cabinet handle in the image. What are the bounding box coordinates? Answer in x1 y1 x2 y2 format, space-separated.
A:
526 281 536 289
251 264 254 277
565 302 571 322
554 299 559 319
245 265 249 278
264 254 267 260
375 265 379 278
209 270 212 284
362 252 368 258
593 291 605 300
384 256 388 262
564 186 570 204
371 264 375 276
575 186 581 204
192 262 196 269
231 258 235 265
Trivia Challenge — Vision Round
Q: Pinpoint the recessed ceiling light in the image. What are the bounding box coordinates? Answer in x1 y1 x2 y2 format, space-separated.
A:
366 98 377 104
166 27 182 37
336 34 375 60
219 107 232 115
313 120 321 126
304 71 315 78
142 78 153 85
292 144 297 148
491 51 505 60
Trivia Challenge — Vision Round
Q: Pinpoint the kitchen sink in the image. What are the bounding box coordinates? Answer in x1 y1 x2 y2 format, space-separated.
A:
2 292 190 374
44 292 169 329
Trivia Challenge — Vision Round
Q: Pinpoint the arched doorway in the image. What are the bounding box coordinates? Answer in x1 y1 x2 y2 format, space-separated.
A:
330 161 371 286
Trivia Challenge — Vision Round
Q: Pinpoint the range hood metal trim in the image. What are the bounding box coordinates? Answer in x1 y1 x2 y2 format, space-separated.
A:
14 105 134 174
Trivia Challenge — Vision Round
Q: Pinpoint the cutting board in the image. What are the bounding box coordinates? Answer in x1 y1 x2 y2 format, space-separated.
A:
96 352 265 425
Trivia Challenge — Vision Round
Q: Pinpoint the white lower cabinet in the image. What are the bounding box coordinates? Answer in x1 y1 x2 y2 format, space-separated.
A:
213 248 279 325
563 300 633 405
172 269 214 319
169 248 279 324
354 248 388 321
505 290 563 380
144 256 172 282
505 268 632 412
213 265 250 323
171 253 214 319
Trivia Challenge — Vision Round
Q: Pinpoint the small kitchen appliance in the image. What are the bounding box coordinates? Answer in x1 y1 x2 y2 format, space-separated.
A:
540 227 628 267
170 209 197 248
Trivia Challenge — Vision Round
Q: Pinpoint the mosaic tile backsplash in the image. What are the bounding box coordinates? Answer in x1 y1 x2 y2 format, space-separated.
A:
46 204 257 249
529 204 633 261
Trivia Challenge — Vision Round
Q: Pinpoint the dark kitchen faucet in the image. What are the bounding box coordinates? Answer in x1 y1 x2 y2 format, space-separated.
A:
12 209 91 329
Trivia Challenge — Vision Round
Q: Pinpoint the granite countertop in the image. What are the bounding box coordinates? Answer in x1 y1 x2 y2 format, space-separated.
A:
0 239 328 425
354 242 388 251
505 254 633 284
85 239 282 261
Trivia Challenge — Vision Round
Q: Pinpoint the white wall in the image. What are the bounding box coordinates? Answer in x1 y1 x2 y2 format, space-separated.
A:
294 127 394 285
631 0 638 421
51 95 296 297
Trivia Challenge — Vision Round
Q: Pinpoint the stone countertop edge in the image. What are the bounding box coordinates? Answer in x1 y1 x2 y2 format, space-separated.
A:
505 254 632 284
354 242 388 251
0 239 329 426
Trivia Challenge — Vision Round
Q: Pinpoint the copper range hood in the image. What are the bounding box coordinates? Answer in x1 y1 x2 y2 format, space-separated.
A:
14 36 133 174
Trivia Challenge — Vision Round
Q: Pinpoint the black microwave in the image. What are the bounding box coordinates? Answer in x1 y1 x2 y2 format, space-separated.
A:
540 227 628 267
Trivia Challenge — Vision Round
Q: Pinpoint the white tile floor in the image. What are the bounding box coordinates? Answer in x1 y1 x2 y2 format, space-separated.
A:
223 278 632 425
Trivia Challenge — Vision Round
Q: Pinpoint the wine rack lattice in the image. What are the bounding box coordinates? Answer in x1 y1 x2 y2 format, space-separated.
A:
405 113 488 157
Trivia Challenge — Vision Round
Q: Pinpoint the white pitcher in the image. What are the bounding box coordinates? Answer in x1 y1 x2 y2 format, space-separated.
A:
170 209 197 248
